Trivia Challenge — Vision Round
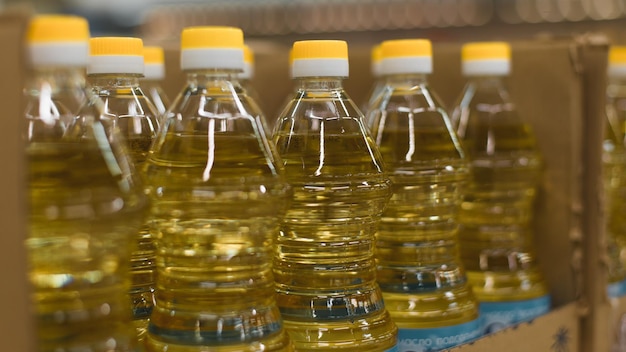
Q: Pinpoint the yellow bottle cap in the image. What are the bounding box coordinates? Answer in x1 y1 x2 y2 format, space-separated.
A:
609 46 626 65
243 44 254 64
608 46 626 78
181 26 244 49
379 39 432 75
292 40 348 60
241 44 255 80
90 37 143 56
371 44 382 77
144 46 165 64
372 44 382 62
180 26 244 71
381 39 432 58
462 42 510 61
291 40 349 78
88 37 144 75
26 14 89 43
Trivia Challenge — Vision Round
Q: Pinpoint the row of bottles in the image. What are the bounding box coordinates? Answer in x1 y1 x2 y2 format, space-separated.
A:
22 14 552 352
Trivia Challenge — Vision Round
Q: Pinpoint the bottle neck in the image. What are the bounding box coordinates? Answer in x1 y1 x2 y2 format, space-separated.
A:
295 77 344 91
186 69 242 86
26 66 86 92
467 75 508 90
88 73 141 89
384 72 429 86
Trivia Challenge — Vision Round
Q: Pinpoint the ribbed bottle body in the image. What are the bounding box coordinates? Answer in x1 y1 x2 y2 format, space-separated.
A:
26 72 146 351
368 77 481 351
273 79 398 351
144 74 292 352
91 74 160 339
452 77 550 332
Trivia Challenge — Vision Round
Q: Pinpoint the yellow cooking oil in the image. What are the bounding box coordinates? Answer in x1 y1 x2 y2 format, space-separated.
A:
273 40 398 351
143 26 293 352
366 39 481 351
451 42 550 334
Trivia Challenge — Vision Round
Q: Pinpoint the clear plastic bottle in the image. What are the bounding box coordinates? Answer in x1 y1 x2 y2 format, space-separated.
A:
87 36 160 343
24 14 146 352
273 40 398 351
142 26 292 352
142 45 170 118
604 45 626 351
451 42 550 333
366 39 481 351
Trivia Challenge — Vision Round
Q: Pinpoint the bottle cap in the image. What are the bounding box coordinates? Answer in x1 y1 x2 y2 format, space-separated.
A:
241 44 255 80
371 44 382 77
608 46 626 78
291 40 349 78
180 26 244 71
88 37 144 75
462 42 511 76
144 46 165 80
25 15 90 67
380 39 432 75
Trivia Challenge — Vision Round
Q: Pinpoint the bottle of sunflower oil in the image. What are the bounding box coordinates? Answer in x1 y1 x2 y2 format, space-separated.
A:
24 14 146 352
272 39 398 352
366 38 481 351
142 45 170 117
87 36 160 343
142 26 293 352
451 41 550 334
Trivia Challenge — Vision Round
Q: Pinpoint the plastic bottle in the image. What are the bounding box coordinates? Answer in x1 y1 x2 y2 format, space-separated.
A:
24 14 146 352
273 39 398 351
604 45 626 351
87 36 160 342
451 42 550 333
142 26 292 352
366 39 481 351
142 45 170 117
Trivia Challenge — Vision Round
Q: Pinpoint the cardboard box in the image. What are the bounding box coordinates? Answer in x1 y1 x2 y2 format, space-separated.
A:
230 36 607 351
0 7 35 352
431 35 607 352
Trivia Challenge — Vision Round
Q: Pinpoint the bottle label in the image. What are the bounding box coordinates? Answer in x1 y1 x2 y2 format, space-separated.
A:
396 319 482 352
479 295 551 334
384 346 399 352
608 279 626 298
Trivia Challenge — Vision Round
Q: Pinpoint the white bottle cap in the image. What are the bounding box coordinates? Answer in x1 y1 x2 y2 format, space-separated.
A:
379 39 432 75
26 15 90 68
87 37 144 75
180 26 244 71
462 42 511 76
291 40 349 78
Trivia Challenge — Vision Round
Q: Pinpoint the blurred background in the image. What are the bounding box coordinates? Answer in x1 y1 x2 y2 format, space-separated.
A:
3 0 626 43
5 0 623 117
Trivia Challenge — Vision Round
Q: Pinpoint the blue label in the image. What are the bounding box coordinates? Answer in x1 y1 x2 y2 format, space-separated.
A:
608 279 626 298
396 319 482 352
480 295 551 334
